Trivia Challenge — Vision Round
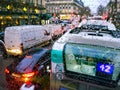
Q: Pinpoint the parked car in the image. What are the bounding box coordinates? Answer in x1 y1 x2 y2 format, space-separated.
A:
5 48 51 89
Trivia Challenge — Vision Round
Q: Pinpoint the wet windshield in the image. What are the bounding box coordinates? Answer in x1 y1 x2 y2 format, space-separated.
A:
64 43 120 80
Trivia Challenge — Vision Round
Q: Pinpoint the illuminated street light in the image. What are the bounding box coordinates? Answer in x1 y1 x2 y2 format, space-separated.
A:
23 7 27 12
0 16 3 19
35 9 39 13
7 5 11 10
1 21 4 25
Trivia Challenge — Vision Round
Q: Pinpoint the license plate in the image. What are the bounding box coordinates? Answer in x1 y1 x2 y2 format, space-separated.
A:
12 73 21 78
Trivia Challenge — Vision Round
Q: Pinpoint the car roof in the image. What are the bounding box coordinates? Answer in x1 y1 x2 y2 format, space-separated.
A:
78 20 116 30
16 48 49 73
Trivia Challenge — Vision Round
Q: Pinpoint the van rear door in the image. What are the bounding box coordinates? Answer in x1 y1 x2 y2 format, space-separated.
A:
5 28 22 55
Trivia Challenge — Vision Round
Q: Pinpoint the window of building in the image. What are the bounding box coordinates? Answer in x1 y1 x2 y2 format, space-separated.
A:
74 7 76 10
66 5 68 9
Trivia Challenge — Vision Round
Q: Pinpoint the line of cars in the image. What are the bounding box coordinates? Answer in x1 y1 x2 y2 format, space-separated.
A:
3 17 120 90
0 23 71 90
0 24 69 59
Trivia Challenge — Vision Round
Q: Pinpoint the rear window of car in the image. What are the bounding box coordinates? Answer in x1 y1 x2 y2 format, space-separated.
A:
69 25 108 34
16 48 49 73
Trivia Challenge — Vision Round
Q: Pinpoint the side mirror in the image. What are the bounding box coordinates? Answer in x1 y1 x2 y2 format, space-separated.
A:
44 30 50 35
38 65 44 70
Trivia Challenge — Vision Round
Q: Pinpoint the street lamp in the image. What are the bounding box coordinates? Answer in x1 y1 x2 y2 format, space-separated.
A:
35 9 39 14
23 7 27 12
7 5 11 10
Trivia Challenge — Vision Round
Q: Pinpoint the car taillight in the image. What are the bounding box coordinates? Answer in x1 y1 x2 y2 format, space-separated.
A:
26 81 32 85
5 68 10 74
22 72 35 78
25 81 34 88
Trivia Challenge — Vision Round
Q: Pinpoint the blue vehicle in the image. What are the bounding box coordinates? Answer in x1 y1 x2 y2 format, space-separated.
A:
5 48 51 89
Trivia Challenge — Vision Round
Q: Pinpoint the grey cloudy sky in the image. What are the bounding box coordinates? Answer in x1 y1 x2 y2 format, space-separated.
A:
81 0 110 13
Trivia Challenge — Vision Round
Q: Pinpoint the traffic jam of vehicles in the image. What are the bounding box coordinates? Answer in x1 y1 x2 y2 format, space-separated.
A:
0 21 73 90
0 15 120 90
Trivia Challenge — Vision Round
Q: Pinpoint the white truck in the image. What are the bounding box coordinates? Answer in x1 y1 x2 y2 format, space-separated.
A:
4 25 60 56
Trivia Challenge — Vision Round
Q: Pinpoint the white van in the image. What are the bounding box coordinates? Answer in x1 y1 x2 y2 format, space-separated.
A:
4 25 51 56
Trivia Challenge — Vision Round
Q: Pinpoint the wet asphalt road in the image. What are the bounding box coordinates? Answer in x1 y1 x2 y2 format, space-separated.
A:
1 42 120 90
0 43 53 90
0 57 14 90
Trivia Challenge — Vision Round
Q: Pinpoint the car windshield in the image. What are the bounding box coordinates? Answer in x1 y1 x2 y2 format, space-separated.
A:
69 25 110 34
80 24 108 30
78 20 116 30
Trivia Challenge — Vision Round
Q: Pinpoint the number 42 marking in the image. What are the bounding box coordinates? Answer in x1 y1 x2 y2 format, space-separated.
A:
100 65 111 73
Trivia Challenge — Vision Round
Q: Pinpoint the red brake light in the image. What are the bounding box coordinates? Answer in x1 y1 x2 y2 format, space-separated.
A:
22 72 35 78
25 55 32 58
25 81 32 85
5 68 10 74
25 81 33 88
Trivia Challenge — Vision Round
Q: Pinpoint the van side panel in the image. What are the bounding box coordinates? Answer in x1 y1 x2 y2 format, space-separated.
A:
4 25 52 56
21 28 36 49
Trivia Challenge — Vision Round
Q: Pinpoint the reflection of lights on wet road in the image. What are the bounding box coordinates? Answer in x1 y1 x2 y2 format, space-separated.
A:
24 77 30 82
73 65 79 69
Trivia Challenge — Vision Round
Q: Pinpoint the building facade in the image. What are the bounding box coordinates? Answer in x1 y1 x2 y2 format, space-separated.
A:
116 0 120 12
45 0 84 20
0 0 46 31
107 0 120 28
113 0 120 28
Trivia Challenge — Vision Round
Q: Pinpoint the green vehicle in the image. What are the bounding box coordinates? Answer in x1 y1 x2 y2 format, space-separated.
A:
50 20 120 90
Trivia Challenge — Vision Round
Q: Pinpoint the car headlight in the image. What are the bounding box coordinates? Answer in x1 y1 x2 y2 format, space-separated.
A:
7 48 22 54
56 72 64 80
